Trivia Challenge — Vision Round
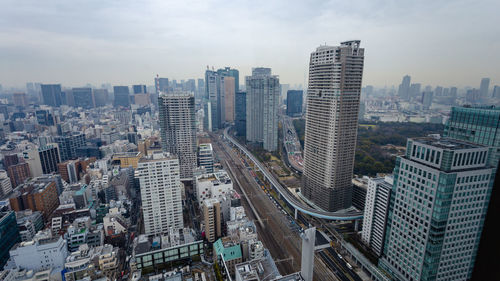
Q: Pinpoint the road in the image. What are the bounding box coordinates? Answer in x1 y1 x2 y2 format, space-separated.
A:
281 115 304 173
210 134 338 281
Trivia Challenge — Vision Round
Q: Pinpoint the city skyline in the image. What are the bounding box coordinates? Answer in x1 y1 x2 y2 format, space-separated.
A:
1 0 499 88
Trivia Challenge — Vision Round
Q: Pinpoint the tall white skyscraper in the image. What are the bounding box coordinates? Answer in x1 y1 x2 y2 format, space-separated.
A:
379 136 495 281
204 70 225 131
158 92 197 180
137 151 184 235
302 41 365 212
245 67 280 152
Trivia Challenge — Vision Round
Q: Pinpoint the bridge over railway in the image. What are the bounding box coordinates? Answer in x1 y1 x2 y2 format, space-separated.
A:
223 127 363 221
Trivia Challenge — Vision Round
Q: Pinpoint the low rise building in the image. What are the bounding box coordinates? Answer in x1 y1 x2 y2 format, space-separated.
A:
213 237 242 278
195 170 233 205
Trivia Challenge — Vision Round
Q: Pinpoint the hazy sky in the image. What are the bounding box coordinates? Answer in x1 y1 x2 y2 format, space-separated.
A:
1 0 499 89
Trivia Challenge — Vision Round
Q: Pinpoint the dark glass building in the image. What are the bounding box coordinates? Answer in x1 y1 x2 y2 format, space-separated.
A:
133 84 147 94
72 87 94 109
235 91 246 136
0 211 20 270
41 84 62 107
113 86 130 107
286 90 303 117
54 132 86 161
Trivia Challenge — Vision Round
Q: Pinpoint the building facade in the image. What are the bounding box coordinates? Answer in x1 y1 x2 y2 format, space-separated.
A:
235 91 247 137
40 84 62 107
203 198 221 243
158 92 197 180
286 90 303 117
302 41 364 211
245 67 280 152
379 137 495 281
137 152 184 235
224 76 236 123
113 86 130 107
198 143 214 173
54 132 86 162
72 88 94 109
0 212 20 270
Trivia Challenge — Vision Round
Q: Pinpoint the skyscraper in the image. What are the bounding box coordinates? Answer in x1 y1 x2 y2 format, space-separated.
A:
479 78 490 100
155 77 169 93
224 76 235 123
302 41 364 211
245 67 280 152
0 212 20 270
93 89 108 107
113 86 130 107
54 132 86 161
72 87 94 109
286 90 303 117
41 84 62 107
218 67 239 93
493 85 500 98
158 92 197 180
422 91 434 109
379 136 495 281
204 70 225 131
397 75 411 100
137 151 184 235
12 92 28 107
235 91 247 137
409 83 422 100
133 84 147 94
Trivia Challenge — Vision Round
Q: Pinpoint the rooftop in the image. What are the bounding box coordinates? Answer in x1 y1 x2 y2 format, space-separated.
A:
235 251 279 281
134 228 197 255
214 237 242 261
411 135 486 150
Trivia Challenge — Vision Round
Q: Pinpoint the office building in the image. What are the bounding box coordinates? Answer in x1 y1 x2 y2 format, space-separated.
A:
213 237 242 277
93 89 108 107
492 85 500 98
9 178 60 221
203 198 221 243
235 91 247 136
16 210 44 242
479 78 490 100
444 106 500 167
218 67 239 93
133 84 147 94
422 91 434 109
197 78 205 99
37 144 61 174
113 86 130 107
35 109 55 126
9 230 68 271
72 88 95 109
158 92 197 179
379 136 495 281
198 143 214 173
245 67 280 152
40 84 62 107
397 75 411 100
0 212 20 270
0 170 12 198
7 163 31 189
137 151 183 235
224 76 236 122
361 176 392 256
3 154 19 170
204 70 225 131
466 89 480 104
302 41 365 211
195 171 233 205
12 92 28 107
54 132 86 161
286 90 303 117
57 160 81 183
155 77 169 93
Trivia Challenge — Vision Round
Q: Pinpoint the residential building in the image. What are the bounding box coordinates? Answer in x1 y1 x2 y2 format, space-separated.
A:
16 210 44 242
0 211 20 270
245 67 280 151
361 176 392 256
379 136 495 281
0 170 12 198
197 143 214 173
492 85 500 98
235 91 247 136
7 163 31 189
203 198 221 243
113 86 130 108
40 84 62 107
302 41 365 211
286 90 303 117
9 178 60 221
137 151 183 235
224 76 236 122
158 92 197 179
9 230 68 271
72 88 94 109
422 91 433 109
479 78 490 100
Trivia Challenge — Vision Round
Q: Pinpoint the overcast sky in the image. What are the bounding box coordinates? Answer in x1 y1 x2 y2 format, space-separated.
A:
1 0 499 89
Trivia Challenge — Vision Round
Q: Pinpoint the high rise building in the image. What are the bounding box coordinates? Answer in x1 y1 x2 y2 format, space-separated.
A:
158 92 197 180
9 178 60 221
55 132 86 161
235 91 247 137
93 89 108 107
133 85 147 94
224 76 235 123
155 77 169 93
302 41 364 211
492 85 500 98
137 151 183 235
72 88 95 109
218 67 239 93
7 163 31 188
204 70 225 131
196 78 205 100
397 75 411 100
203 198 221 243
245 67 280 152
422 91 434 109
41 84 62 107
0 212 20 270
361 176 392 256
0 170 12 199
113 86 130 107
379 136 495 281
37 144 61 174
198 143 214 173
12 92 28 107
286 90 303 117
479 78 490 100
466 89 480 104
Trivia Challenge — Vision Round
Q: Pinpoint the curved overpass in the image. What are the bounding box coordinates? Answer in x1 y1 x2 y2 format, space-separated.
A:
223 127 363 221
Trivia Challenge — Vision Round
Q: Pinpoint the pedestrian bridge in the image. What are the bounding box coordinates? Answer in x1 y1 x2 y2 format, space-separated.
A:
223 127 363 221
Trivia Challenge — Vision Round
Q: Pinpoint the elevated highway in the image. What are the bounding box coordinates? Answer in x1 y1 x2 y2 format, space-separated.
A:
223 127 363 221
